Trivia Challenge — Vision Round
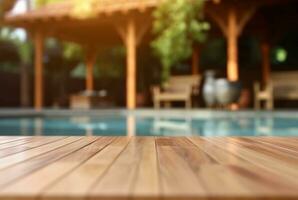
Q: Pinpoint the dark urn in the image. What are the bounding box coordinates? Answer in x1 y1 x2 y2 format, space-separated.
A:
215 78 242 106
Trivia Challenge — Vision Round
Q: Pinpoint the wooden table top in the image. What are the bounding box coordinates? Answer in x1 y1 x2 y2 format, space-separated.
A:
0 136 297 200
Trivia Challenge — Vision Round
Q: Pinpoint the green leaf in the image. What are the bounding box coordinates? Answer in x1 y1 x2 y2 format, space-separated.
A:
151 0 209 82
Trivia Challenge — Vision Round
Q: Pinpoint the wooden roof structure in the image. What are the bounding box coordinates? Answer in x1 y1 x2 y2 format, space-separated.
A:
5 0 159 22
4 0 159 46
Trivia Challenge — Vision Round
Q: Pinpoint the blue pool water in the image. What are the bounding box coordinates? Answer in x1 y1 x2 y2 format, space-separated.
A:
0 111 297 136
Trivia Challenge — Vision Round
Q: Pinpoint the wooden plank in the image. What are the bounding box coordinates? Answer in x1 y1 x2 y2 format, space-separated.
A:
131 137 159 197
244 137 298 156
0 137 98 188
156 137 195 147
217 137 298 165
257 137 298 152
0 136 67 158
261 137 298 143
0 137 41 150
42 137 130 200
229 137 298 159
188 137 298 197
156 137 208 197
0 137 27 145
204 137 298 184
88 137 153 199
187 137 252 196
0 137 81 170
0 136 296 200
0 137 114 199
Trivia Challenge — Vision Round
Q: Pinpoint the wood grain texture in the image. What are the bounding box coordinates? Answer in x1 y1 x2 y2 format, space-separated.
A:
0 137 27 145
0 136 296 200
204 137 298 184
188 137 298 197
43 137 129 200
0 136 67 158
0 137 45 150
0 137 81 170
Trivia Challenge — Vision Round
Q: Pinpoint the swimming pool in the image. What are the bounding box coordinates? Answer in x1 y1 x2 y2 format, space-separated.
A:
0 110 297 136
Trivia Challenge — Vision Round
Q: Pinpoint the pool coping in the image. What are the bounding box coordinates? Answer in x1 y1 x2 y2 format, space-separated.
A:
0 108 298 119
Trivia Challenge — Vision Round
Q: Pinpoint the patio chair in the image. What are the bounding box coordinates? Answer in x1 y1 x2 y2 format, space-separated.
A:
152 75 201 109
254 82 273 110
254 71 298 110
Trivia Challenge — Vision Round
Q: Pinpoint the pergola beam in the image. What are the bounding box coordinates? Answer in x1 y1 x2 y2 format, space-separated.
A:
237 6 257 36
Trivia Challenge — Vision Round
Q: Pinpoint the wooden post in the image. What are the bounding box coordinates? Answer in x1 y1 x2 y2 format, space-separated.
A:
34 31 44 110
20 0 32 107
114 17 150 110
125 19 137 109
192 47 200 75
261 42 270 86
227 8 239 81
20 63 30 107
85 48 96 92
207 2 256 82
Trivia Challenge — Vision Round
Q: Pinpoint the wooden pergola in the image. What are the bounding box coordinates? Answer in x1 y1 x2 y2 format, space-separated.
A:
5 0 158 110
4 0 286 110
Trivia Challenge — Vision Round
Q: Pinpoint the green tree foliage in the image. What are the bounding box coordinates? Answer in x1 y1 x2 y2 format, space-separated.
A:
0 27 32 72
1 0 31 62
152 0 210 81
71 46 125 79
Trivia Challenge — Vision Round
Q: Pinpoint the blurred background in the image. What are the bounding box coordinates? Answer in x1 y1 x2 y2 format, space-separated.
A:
0 0 297 109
